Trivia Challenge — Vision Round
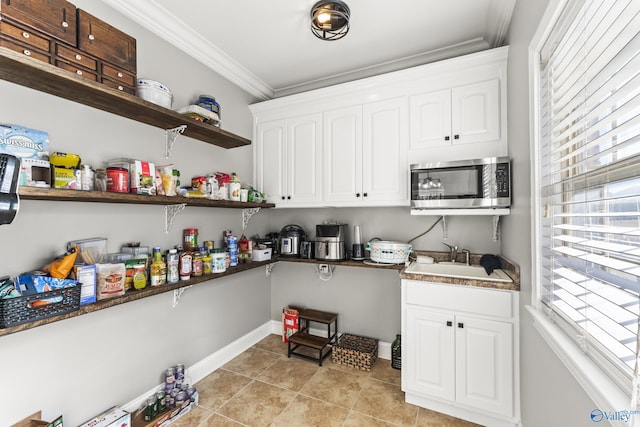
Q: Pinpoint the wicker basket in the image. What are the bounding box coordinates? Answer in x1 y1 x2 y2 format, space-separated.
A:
332 333 378 371
0 284 82 328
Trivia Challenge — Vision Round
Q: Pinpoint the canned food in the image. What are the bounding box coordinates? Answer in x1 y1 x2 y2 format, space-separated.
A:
175 364 185 381
164 367 176 385
106 167 129 193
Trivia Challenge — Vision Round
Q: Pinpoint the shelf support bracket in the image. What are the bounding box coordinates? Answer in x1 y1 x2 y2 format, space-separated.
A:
172 286 192 308
242 207 261 230
492 215 501 242
441 215 448 240
165 203 187 234
165 125 187 158
266 262 276 277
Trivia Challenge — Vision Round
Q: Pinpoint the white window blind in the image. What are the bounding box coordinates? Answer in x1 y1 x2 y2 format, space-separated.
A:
538 0 640 396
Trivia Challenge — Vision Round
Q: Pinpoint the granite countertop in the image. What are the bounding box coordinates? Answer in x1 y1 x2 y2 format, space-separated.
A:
399 250 520 292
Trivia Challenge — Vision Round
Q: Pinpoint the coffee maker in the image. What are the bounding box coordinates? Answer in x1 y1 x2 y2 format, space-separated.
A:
314 223 347 261
0 154 20 225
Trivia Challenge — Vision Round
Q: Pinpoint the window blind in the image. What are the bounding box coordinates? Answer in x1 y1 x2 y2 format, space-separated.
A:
538 0 640 396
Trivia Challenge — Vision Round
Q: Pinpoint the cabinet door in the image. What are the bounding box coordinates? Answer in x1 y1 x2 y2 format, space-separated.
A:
0 0 77 45
455 315 513 417
405 307 455 401
451 79 500 145
409 89 451 150
362 97 409 205
323 106 362 204
255 119 286 204
287 114 322 205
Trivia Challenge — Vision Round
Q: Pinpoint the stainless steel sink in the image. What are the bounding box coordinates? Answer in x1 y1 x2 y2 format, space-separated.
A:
404 261 513 283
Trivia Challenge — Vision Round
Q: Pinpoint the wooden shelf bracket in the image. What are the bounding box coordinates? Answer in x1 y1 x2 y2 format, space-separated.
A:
165 125 187 158
172 285 192 308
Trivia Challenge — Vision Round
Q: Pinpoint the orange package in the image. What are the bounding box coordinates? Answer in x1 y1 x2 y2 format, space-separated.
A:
43 246 78 279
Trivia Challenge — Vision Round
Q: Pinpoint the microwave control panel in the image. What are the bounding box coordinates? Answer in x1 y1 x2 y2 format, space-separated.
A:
495 163 510 197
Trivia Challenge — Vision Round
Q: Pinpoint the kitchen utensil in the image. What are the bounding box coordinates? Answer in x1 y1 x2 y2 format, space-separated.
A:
137 78 173 109
278 224 306 257
314 223 347 261
352 244 365 260
366 240 412 264
300 241 315 259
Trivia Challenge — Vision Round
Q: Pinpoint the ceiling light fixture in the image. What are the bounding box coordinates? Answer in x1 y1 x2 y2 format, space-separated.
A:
310 0 350 41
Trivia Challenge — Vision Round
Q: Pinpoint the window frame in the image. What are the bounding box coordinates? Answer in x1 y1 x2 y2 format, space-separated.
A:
528 0 633 413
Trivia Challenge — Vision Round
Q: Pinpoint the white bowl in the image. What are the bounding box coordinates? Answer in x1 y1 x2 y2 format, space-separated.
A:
137 78 172 109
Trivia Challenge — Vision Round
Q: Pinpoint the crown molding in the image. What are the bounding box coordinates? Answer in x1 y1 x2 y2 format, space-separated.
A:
101 0 274 100
486 0 517 47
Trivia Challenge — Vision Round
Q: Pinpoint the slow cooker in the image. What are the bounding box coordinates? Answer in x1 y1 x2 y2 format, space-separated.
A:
278 224 306 257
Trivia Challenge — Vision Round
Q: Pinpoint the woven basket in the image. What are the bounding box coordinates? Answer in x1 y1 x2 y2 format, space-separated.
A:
331 333 378 371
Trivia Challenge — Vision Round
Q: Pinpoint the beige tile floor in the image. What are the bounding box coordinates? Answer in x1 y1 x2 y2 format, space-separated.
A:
172 334 482 427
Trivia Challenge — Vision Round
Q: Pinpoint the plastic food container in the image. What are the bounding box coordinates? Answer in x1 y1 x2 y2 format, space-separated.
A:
366 240 412 264
67 237 108 265
137 78 173 109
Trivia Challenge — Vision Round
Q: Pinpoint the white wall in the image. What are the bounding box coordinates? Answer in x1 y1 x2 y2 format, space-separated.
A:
503 1 597 425
268 207 501 344
0 2 271 425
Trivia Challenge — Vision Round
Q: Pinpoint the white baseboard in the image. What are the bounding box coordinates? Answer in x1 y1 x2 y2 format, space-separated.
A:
123 320 391 413
122 321 272 413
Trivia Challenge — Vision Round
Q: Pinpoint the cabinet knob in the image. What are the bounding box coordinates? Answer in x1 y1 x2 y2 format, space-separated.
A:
76 70 83 76
117 72 123 78
458 322 464 328
88 34 95 41
62 21 69 28
281 196 285 200
75 54 82 60
23 49 31 56
287 196 291 200
22 31 30 39
454 134 460 140
356 193 360 198
446 321 452 327
444 136 450 141
363 192 368 197
117 86 124 91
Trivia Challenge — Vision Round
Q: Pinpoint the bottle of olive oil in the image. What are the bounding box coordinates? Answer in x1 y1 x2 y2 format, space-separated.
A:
150 247 167 286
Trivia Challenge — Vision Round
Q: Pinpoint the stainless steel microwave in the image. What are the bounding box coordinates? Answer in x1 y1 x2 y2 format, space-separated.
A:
410 157 511 209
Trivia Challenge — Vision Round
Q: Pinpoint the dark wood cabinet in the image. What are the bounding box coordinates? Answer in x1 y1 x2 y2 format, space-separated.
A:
0 0 76 45
77 9 136 73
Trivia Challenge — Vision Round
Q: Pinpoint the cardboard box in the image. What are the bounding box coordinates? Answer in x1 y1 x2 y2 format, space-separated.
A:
52 165 81 189
11 411 62 427
78 406 130 427
73 264 97 305
0 124 51 187
130 160 155 195
131 391 198 427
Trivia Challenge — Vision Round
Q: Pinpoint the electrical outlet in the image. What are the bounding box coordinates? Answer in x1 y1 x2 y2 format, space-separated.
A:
319 264 330 274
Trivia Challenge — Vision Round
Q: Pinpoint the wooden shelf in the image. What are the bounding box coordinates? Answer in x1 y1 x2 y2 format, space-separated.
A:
280 257 405 270
0 47 250 149
19 186 275 209
0 260 274 338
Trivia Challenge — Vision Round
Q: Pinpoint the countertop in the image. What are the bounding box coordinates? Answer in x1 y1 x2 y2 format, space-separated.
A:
275 250 520 291
399 250 520 291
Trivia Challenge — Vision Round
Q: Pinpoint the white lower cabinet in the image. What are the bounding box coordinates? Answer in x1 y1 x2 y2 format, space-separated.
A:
402 280 519 427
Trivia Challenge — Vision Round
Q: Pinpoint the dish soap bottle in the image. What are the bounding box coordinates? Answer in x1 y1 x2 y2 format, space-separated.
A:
391 334 401 369
150 247 167 286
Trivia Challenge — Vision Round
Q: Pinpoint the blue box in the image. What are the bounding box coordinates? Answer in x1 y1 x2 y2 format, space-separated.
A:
0 124 50 187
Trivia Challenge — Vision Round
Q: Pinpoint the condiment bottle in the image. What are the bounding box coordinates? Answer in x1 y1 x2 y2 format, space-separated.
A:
192 250 203 277
150 247 167 286
179 251 193 281
166 249 179 284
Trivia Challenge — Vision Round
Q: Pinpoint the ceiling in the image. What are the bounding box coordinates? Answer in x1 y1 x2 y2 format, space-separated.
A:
102 0 515 100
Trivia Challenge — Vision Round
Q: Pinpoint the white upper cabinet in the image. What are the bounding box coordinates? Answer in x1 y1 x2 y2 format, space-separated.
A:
251 46 508 207
323 98 408 206
254 113 322 206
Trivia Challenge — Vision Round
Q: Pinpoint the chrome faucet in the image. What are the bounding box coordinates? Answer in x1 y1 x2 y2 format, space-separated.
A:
462 249 471 266
442 242 459 263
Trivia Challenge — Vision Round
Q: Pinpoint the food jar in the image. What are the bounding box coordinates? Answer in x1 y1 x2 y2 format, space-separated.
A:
106 167 129 193
211 248 226 273
183 228 198 251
